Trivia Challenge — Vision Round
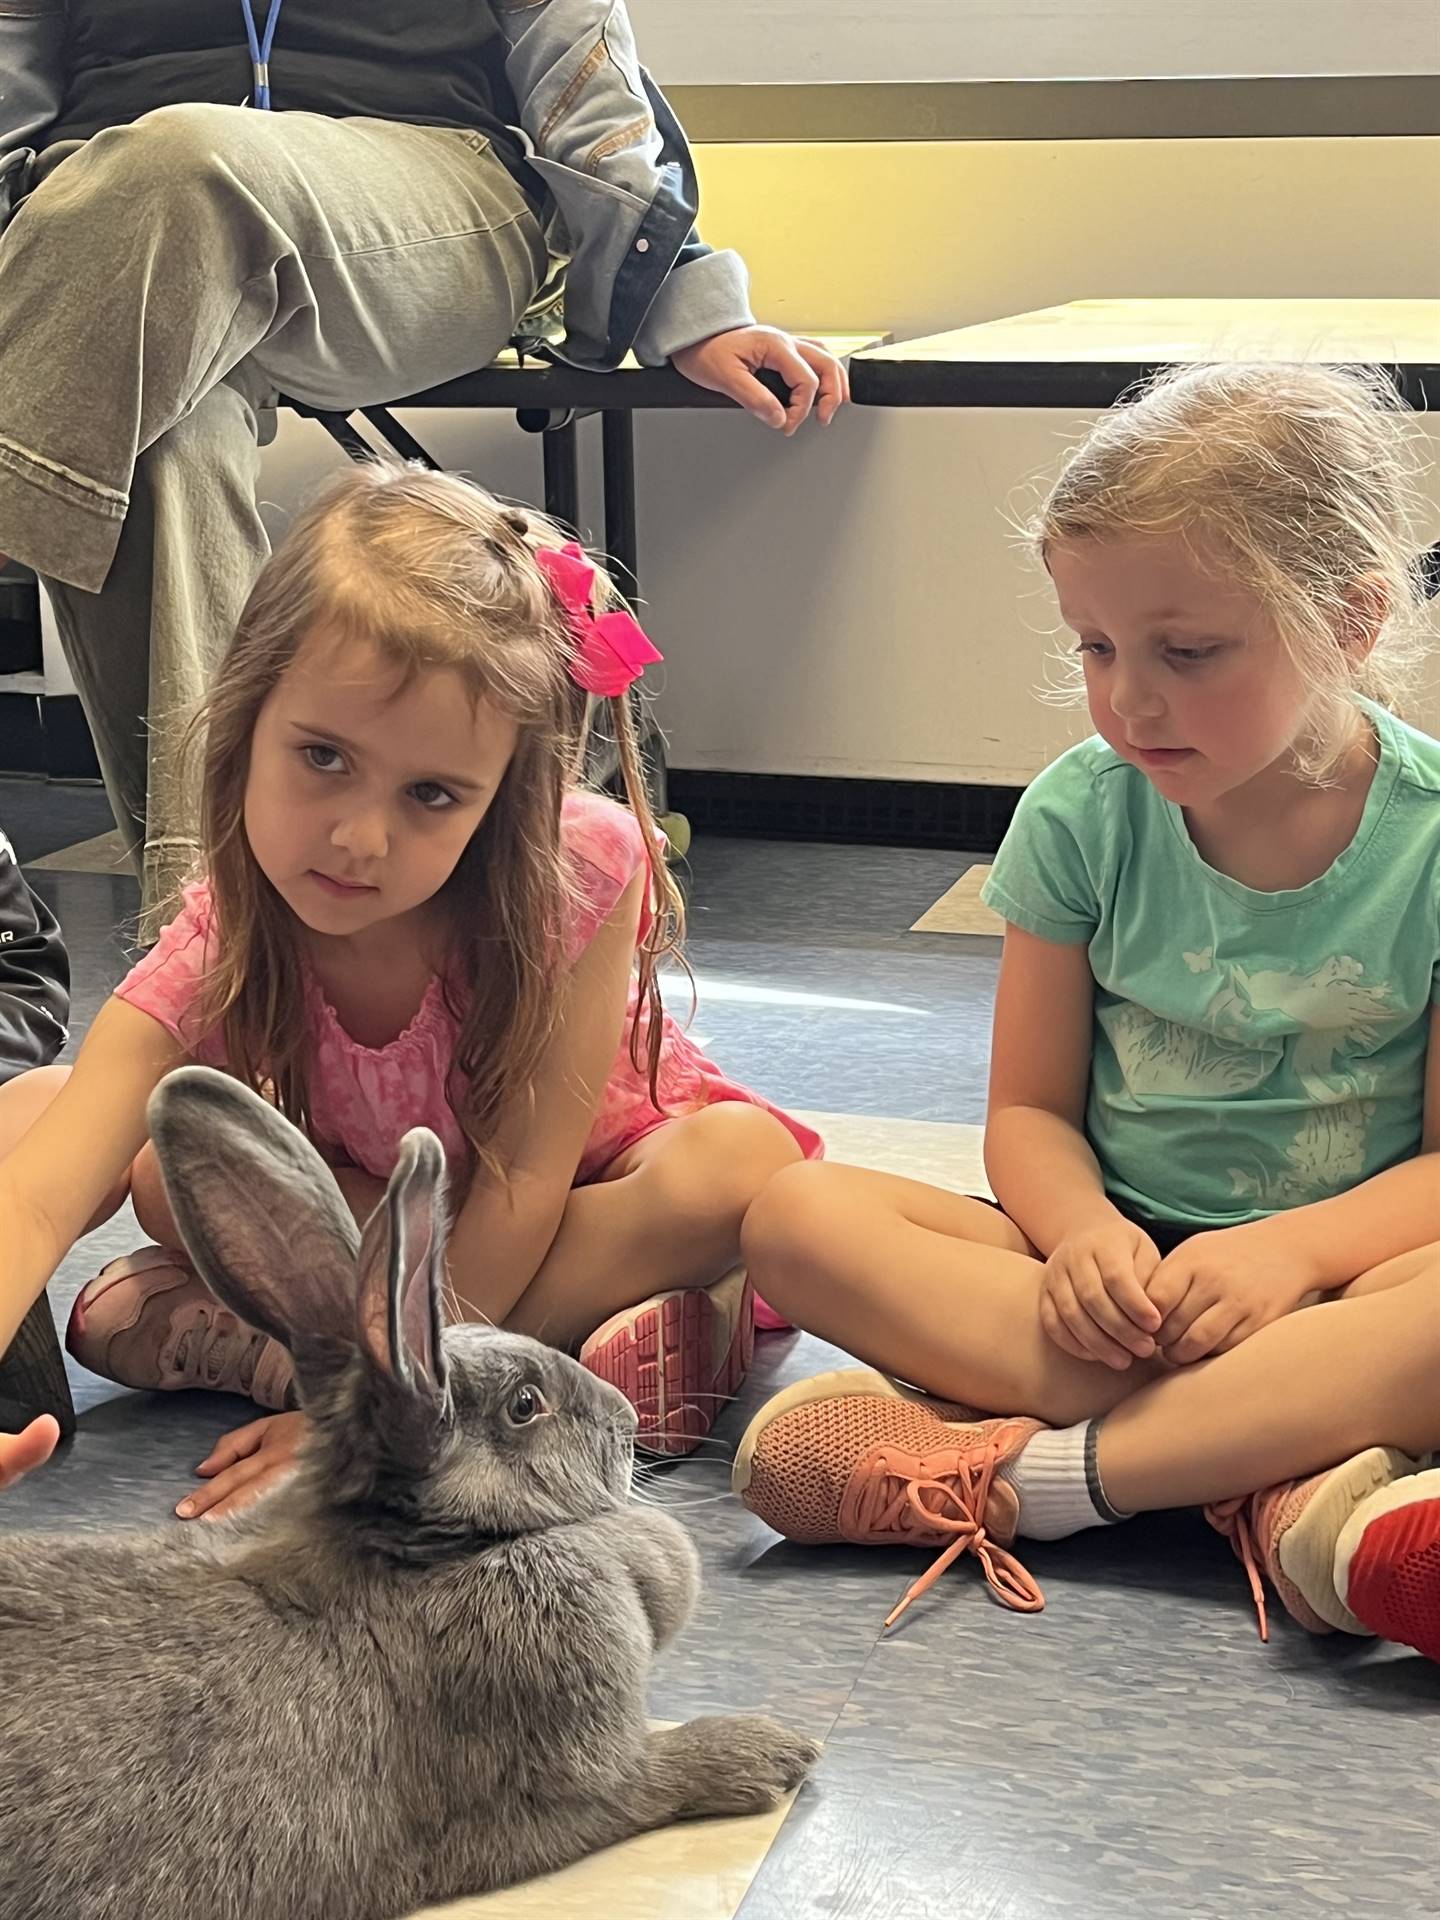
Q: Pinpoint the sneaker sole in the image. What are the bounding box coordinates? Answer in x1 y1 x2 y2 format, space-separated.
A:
1277 1445 1419 1634
583 1274 755 1459
1334 1466 1440 1660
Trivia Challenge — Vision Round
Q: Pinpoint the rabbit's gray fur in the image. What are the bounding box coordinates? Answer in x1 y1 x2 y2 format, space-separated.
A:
0 1067 817 1920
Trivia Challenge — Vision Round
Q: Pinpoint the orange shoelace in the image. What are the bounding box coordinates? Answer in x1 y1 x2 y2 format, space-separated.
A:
1205 1496 1271 1641
846 1434 1045 1631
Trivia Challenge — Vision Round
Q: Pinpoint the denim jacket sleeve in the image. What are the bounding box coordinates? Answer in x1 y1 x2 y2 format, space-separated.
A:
0 2 64 155
0 829 70 1082
493 0 755 368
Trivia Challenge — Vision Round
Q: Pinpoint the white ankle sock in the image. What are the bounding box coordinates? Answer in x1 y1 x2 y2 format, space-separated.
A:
997 1421 1128 1541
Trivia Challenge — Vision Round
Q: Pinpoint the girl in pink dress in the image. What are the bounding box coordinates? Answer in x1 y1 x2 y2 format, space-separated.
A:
0 463 819 1514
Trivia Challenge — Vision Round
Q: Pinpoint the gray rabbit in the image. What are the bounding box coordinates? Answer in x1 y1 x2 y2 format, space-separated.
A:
0 1066 817 1920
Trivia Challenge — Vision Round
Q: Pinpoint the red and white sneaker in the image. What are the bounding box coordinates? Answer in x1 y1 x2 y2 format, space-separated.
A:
580 1266 753 1458
1206 1446 1420 1641
1333 1466 1440 1663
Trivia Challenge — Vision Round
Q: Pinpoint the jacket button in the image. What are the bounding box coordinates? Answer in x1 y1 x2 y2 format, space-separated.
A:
635 237 650 253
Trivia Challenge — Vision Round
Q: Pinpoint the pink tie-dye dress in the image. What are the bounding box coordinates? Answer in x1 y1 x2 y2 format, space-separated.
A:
115 790 822 1195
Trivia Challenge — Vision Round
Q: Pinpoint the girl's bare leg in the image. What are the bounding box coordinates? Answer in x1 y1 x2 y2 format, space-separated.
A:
1098 1268 1440 1511
1336 1239 1440 1298
742 1160 1162 1426
501 1105 802 1350
745 1161 1440 1513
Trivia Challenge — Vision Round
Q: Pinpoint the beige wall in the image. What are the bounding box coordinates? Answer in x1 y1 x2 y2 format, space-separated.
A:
255 134 1440 786
624 0 1440 84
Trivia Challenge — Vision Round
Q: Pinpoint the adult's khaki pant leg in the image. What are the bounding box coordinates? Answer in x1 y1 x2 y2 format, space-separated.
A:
0 106 545 930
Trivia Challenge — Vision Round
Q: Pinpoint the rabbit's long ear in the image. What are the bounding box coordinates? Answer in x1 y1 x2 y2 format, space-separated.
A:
354 1127 449 1403
147 1066 359 1351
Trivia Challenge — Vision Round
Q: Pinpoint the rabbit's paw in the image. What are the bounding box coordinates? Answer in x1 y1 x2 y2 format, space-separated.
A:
663 1715 820 1818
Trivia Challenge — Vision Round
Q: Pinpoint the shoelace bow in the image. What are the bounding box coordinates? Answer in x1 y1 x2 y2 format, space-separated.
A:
1206 1496 1271 1641
853 1434 1045 1630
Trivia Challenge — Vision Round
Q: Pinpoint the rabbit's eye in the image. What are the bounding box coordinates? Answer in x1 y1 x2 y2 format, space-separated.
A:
505 1385 547 1428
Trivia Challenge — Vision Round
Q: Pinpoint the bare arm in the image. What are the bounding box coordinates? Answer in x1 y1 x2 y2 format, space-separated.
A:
0 996 185 1353
983 923 1119 1256
445 870 645 1326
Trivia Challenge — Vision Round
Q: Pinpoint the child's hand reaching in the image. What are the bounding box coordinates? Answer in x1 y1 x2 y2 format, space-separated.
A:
0 1414 60 1490
1145 1226 1315 1366
1040 1221 1164 1369
176 1410 311 1522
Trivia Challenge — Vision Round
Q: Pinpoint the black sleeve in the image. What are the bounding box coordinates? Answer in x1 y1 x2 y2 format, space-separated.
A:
0 829 70 1083
0 5 66 156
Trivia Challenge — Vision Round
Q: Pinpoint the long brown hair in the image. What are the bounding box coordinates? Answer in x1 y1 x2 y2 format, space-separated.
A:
189 461 686 1168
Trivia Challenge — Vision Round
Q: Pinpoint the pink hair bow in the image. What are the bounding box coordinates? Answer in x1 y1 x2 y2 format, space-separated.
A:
536 541 663 698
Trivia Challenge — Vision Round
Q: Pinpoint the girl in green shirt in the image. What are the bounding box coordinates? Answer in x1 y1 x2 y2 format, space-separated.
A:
734 362 1440 1663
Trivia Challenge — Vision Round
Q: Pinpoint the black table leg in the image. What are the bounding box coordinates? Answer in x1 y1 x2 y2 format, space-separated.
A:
360 406 440 470
601 410 639 608
598 409 668 816
530 413 581 536
0 1290 75 1439
301 405 440 471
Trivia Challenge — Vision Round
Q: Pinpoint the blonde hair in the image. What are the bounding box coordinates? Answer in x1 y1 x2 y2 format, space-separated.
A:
1030 362 1436 779
188 461 684 1171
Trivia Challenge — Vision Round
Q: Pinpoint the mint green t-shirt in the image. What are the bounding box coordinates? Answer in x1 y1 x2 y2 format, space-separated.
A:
981 702 1440 1228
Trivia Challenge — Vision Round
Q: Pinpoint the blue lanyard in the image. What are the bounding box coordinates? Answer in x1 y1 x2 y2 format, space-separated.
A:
241 0 283 111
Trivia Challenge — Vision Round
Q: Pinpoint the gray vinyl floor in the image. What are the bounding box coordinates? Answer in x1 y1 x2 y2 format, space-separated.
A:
3 776 1436 1920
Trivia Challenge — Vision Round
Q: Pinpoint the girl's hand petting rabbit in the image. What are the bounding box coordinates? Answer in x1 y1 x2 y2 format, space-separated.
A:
177 1409 311 1520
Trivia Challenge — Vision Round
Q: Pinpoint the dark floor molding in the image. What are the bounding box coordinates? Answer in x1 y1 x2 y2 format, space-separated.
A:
3 701 1025 852
666 769 1023 852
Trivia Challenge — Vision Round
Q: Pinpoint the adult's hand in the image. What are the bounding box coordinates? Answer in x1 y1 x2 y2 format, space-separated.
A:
671 327 849 434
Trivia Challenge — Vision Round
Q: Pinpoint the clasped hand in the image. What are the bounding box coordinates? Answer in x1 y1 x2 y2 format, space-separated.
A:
1041 1218 1312 1370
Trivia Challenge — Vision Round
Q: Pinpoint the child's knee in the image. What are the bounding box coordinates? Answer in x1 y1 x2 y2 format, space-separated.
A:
702 1104 803 1190
740 1159 838 1287
654 1105 801 1224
